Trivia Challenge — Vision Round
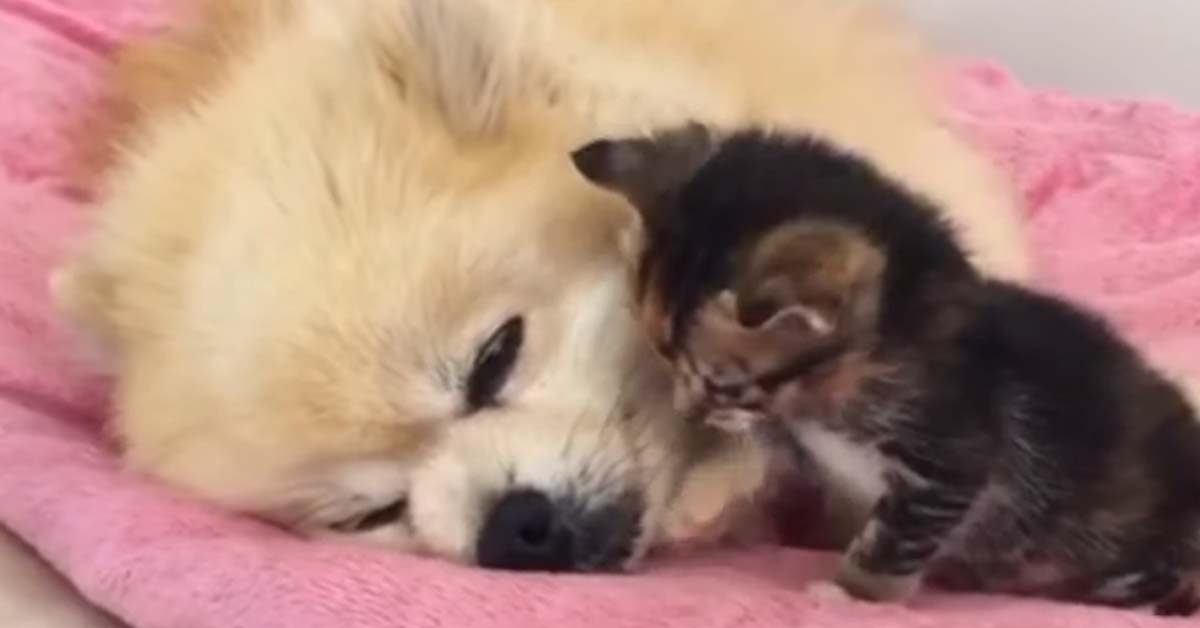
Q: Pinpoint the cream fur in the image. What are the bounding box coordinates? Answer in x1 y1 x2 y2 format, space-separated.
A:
55 0 1028 565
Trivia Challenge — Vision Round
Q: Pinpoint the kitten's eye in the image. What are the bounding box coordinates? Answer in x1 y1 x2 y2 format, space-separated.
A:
465 316 525 410
331 499 408 533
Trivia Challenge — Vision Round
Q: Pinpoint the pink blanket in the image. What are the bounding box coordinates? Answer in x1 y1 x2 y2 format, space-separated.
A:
1 1 1199 626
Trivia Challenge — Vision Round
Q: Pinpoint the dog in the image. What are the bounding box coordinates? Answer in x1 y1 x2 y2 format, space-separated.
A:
54 0 1029 570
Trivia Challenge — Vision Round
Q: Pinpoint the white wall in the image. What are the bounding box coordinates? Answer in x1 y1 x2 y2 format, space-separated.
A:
890 0 1200 106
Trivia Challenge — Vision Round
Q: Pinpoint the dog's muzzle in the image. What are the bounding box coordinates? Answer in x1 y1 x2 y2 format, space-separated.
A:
475 488 643 573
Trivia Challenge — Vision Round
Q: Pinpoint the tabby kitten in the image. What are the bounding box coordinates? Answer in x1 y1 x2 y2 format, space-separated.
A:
570 124 1200 615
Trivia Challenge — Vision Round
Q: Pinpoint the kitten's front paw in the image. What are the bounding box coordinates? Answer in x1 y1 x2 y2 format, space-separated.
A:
834 558 921 603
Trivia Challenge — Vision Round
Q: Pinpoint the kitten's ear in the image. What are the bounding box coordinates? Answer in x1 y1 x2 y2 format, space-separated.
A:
571 123 716 229
712 291 834 342
690 290 837 376
733 223 886 337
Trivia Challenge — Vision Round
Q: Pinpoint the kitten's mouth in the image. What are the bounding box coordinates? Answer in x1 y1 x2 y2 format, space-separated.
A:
678 398 764 434
671 365 747 415
674 372 766 430
704 407 764 432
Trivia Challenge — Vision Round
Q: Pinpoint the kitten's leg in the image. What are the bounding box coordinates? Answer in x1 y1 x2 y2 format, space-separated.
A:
834 482 978 602
1078 568 1198 616
1155 583 1200 617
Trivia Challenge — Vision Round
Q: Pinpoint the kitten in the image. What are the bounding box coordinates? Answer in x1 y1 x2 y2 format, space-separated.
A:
570 124 1200 615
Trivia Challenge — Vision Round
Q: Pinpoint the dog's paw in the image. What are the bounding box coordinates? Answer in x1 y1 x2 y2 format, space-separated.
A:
661 438 769 545
661 485 734 546
805 580 854 604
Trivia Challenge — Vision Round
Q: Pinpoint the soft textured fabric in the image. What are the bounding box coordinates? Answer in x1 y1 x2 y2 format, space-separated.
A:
1 1 1198 626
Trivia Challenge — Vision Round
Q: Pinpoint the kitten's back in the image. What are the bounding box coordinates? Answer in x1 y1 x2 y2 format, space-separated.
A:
972 281 1200 497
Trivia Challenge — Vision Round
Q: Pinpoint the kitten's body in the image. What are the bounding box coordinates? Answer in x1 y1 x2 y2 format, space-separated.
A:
572 127 1200 614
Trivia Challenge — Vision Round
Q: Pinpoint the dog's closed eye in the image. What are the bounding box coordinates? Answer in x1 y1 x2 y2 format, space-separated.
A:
465 315 525 411
331 498 409 533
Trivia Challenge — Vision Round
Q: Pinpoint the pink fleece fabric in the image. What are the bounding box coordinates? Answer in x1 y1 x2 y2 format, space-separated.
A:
1 1 1199 626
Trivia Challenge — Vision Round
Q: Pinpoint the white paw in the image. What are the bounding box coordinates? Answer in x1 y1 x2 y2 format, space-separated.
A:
661 438 769 545
805 580 854 603
835 558 921 602
661 495 731 546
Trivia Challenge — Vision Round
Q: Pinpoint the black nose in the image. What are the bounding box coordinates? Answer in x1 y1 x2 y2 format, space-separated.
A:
476 490 574 572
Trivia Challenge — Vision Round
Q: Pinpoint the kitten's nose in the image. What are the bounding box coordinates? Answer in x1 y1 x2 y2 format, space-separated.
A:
476 490 573 572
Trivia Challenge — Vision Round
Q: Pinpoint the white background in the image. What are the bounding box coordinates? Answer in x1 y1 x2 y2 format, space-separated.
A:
891 0 1200 106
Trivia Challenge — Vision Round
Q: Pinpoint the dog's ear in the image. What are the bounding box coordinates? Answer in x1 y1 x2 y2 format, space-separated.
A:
571 123 716 232
365 0 532 139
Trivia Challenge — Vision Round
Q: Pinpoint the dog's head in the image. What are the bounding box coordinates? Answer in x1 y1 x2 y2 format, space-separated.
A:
62 0 751 573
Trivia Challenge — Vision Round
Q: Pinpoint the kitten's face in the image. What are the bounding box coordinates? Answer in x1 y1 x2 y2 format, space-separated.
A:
571 125 886 429
670 289 850 431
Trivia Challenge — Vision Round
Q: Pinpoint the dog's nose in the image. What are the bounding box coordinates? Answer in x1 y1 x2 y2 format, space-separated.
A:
476 489 574 572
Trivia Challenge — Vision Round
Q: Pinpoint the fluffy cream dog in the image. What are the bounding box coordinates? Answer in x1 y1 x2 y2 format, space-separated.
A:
56 0 1027 570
